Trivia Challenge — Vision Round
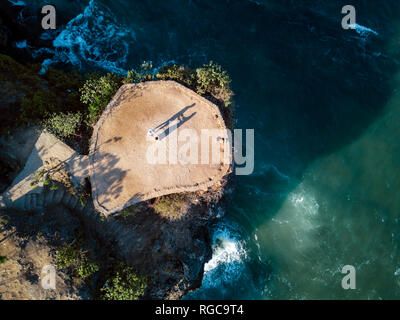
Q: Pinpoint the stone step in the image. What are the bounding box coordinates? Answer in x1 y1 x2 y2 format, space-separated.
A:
44 189 54 207
53 187 64 204
76 199 88 213
27 193 35 210
68 195 79 210
61 192 72 207
24 193 29 210
36 193 44 210
0 195 7 209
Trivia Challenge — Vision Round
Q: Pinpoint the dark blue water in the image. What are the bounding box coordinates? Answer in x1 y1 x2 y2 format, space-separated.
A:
11 0 400 299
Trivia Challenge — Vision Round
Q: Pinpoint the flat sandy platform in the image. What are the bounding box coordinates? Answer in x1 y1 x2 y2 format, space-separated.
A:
89 81 230 215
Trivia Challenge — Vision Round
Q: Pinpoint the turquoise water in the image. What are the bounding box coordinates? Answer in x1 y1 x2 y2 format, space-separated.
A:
14 0 400 299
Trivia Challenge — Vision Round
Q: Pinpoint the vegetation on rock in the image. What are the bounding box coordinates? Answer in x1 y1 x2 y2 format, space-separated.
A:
0 54 233 298
30 168 59 191
0 53 84 135
123 61 156 84
0 256 7 264
101 262 148 300
195 61 233 107
153 193 189 220
43 112 82 139
56 245 99 280
80 73 122 124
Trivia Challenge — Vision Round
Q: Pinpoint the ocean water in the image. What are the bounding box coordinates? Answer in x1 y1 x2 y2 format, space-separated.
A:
11 0 400 299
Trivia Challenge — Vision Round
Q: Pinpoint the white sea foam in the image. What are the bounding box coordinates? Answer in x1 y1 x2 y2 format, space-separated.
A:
349 24 379 39
46 0 134 74
200 223 248 290
15 40 28 49
7 0 25 6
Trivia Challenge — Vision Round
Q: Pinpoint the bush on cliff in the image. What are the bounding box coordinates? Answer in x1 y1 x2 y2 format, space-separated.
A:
123 61 156 84
43 112 82 139
56 245 100 280
0 54 86 134
78 61 233 129
80 73 122 124
195 61 233 107
156 64 196 88
156 61 233 108
102 263 148 300
20 89 58 122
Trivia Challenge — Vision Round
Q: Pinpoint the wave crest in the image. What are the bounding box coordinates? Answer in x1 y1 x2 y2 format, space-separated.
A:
49 0 134 73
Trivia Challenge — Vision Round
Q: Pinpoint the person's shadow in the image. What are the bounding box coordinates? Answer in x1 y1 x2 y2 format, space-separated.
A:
154 103 197 140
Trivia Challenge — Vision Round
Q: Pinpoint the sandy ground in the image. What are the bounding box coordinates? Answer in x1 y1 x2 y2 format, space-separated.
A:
90 81 231 215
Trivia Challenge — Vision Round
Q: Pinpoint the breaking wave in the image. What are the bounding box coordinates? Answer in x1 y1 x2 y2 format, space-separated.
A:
185 222 250 299
7 0 26 6
350 23 379 39
45 0 134 74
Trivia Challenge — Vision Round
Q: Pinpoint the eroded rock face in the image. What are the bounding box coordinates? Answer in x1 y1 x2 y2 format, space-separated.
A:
89 81 231 216
114 201 217 299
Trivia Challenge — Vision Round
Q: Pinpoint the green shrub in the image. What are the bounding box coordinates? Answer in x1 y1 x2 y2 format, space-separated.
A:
56 246 79 268
80 73 122 124
156 61 233 107
43 112 82 139
44 68 84 113
20 89 58 122
102 263 147 300
123 61 156 84
0 256 7 264
0 54 86 131
30 168 59 191
76 260 100 279
195 61 233 107
156 64 196 88
56 245 99 279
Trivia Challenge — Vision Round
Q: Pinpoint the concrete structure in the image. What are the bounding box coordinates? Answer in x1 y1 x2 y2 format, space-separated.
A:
0 131 88 211
0 81 230 216
90 81 230 215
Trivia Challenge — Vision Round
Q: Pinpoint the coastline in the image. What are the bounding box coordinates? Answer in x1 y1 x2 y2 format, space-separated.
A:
0 47 235 299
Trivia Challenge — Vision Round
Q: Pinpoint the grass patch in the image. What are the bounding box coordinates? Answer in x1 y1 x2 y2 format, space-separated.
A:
0 256 8 264
153 193 189 220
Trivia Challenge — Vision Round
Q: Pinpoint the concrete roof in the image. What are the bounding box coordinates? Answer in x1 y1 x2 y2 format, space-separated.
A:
89 81 231 215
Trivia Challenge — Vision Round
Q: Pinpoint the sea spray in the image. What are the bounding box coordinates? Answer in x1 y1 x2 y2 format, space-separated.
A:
185 222 251 299
48 0 133 73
